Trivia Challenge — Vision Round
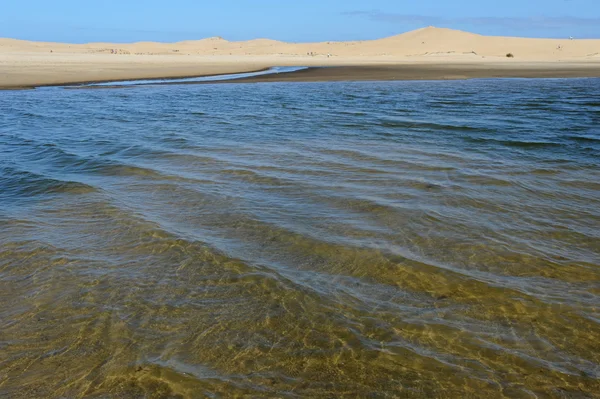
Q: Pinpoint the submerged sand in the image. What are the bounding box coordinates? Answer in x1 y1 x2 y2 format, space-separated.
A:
1 27 600 88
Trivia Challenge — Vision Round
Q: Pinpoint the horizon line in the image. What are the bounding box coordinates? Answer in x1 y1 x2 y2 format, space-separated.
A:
1 26 597 45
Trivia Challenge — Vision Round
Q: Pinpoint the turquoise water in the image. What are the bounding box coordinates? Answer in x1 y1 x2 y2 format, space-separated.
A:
1 78 599 398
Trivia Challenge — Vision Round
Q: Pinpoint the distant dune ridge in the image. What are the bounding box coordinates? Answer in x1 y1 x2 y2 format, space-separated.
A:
2 27 599 58
1 27 600 88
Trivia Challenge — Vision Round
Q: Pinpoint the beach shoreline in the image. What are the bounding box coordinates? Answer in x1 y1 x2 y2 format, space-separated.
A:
3 66 275 90
196 63 600 85
3 62 600 90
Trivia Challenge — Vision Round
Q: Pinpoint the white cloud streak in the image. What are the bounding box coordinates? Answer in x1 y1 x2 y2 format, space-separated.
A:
342 11 600 29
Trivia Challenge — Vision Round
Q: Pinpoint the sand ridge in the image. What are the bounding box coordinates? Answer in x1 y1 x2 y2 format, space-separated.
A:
2 27 599 58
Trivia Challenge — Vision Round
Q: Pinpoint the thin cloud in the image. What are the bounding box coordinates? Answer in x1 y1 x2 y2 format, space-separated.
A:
342 11 600 29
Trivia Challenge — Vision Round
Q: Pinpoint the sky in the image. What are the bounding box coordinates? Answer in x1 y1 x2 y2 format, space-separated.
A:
1 0 599 43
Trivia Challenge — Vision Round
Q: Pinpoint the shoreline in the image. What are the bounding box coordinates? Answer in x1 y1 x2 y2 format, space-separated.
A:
2 62 600 90
200 64 600 85
46 67 272 89
0 65 273 90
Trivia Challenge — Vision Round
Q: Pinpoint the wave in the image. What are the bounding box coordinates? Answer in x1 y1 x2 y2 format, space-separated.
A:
0 168 97 198
563 135 600 143
465 137 563 148
378 119 491 132
4 139 195 182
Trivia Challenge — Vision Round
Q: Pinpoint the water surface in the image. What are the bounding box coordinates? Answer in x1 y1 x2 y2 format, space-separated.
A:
81 66 307 87
1 78 599 398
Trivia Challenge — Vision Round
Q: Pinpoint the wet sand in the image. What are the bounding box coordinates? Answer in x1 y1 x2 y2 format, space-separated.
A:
200 63 600 84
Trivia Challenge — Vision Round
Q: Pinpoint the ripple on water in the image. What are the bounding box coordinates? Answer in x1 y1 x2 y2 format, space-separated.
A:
0 168 98 199
0 78 599 398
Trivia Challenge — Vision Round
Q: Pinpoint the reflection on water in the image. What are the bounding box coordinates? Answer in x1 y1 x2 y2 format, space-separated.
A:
1 78 599 398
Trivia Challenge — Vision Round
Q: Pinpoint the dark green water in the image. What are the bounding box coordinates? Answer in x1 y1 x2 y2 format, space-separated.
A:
1 78 599 398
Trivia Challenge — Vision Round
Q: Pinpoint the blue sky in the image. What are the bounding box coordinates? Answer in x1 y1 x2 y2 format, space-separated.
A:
1 0 599 43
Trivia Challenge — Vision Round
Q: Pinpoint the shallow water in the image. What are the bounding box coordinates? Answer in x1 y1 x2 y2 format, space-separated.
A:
1 78 599 398
81 66 307 87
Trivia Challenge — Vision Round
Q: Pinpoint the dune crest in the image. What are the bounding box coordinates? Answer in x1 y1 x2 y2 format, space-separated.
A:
1 27 599 59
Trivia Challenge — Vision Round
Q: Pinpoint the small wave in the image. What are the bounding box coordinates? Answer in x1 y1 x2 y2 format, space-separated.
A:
12 140 121 175
559 179 600 191
428 100 482 106
338 111 368 116
499 140 562 149
20 112 44 118
573 102 600 107
379 119 490 132
219 168 295 187
0 169 97 198
528 168 560 176
465 137 563 149
340 123 369 129
158 136 191 146
98 163 168 178
564 135 600 143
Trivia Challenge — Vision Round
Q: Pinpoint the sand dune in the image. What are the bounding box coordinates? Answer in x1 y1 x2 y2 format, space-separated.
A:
1 27 600 88
2 27 599 58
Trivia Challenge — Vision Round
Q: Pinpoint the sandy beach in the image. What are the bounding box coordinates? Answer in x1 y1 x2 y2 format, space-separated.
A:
1 27 600 88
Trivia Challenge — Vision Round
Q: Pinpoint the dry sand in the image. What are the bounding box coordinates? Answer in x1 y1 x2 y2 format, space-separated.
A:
1 27 600 88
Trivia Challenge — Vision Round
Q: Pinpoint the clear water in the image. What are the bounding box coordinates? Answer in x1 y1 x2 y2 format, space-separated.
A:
1 78 599 398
